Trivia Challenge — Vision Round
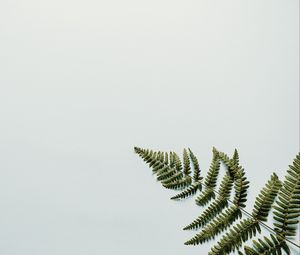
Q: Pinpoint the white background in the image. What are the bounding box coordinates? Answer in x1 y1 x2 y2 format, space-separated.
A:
0 0 299 254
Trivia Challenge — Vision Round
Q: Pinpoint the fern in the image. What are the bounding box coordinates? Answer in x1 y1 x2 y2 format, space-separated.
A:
171 182 201 200
188 148 201 182
134 147 300 255
183 173 233 230
183 148 192 175
163 175 192 190
184 205 242 245
195 148 220 206
208 173 282 254
273 153 300 238
242 153 300 255
244 234 290 255
185 168 248 244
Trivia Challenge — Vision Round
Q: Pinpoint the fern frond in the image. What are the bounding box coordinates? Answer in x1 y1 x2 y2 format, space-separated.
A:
184 173 233 230
169 151 175 167
243 234 290 255
184 198 228 230
184 205 242 245
164 152 169 165
158 151 164 162
171 182 201 200
188 148 201 182
204 149 221 187
185 168 247 244
252 173 282 221
135 147 300 254
209 173 282 254
232 168 249 208
163 176 192 190
135 147 161 170
232 149 239 167
195 188 215 206
152 163 168 174
156 167 177 181
173 152 183 171
194 149 220 206
183 148 191 175
273 153 300 238
209 218 260 255
218 150 239 177
161 172 184 185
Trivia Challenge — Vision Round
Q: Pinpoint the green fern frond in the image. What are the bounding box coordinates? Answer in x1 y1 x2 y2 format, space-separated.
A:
184 205 242 245
273 153 300 238
204 149 221 187
185 168 248 244
194 149 220 206
183 148 192 175
232 168 249 208
156 167 177 181
171 182 201 200
163 175 192 190
184 173 233 230
209 218 260 255
243 234 290 255
218 150 239 177
173 152 183 171
134 147 300 255
195 188 215 206
209 173 283 254
252 173 282 221
232 149 239 167
158 151 164 162
161 172 184 185
169 151 175 167
164 152 169 165
188 148 201 182
183 198 228 230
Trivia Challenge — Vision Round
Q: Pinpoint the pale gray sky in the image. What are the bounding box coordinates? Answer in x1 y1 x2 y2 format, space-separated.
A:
0 0 299 254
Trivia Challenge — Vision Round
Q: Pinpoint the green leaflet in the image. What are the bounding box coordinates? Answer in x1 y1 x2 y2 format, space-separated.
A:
273 153 300 238
252 173 282 221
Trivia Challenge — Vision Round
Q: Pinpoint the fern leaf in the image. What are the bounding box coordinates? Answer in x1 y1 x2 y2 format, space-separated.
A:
252 173 282 221
183 148 191 175
171 182 201 200
164 152 169 165
204 149 221 187
243 234 290 255
161 172 184 185
209 173 283 254
163 176 192 190
184 205 242 245
218 150 239 177
184 173 233 230
232 168 249 208
156 167 177 181
188 148 202 182
185 168 247 244
194 149 220 206
273 153 300 238
209 218 260 255
232 149 239 167
173 152 183 171
195 188 215 206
